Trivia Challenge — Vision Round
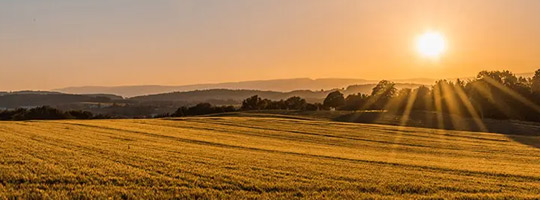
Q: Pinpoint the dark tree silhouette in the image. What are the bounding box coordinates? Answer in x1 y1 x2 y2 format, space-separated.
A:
171 103 236 117
241 95 265 110
532 69 540 98
66 110 94 119
465 70 533 120
285 96 307 110
0 106 104 120
323 91 345 109
16 106 67 120
305 103 322 111
172 106 189 117
342 93 368 110
413 85 432 111
369 80 397 110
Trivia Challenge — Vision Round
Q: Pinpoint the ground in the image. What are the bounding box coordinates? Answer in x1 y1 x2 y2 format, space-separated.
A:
0 115 539 199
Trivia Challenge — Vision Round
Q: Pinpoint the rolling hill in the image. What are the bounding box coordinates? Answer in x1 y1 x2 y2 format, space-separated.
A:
54 78 373 97
0 115 539 199
1 83 423 110
0 92 124 109
129 83 423 104
54 73 535 98
55 78 436 97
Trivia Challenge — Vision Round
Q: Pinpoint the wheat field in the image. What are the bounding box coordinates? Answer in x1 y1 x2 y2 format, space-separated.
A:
0 116 539 199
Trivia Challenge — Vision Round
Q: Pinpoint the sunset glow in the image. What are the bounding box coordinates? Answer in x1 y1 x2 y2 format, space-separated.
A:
416 31 446 58
1 1 540 199
1 1 540 90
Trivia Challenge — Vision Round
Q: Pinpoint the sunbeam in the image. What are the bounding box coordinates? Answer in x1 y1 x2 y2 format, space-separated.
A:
483 76 540 113
453 83 489 132
432 82 445 129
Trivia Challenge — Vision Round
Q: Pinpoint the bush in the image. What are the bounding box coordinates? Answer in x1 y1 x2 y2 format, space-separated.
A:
0 106 102 121
14 106 68 120
66 110 94 119
172 103 237 117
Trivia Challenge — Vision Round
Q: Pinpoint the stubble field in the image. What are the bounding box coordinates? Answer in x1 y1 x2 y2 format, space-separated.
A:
0 115 539 199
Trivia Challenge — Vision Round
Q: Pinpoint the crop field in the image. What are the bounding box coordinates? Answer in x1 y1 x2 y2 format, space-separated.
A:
0 116 539 199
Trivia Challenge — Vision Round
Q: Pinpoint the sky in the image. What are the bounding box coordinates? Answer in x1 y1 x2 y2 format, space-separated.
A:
1 0 540 91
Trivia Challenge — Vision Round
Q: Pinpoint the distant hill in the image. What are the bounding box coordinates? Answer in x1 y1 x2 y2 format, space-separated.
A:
55 78 435 97
129 83 423 104
0 92 124 109
129 89 326 104
0 90 62 95
0 83 423 109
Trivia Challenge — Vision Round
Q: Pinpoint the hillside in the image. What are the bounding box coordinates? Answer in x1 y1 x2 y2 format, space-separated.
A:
55 78 435 97
129 83 422 104
1 116 539 199
129 89 328 104
0 83 422 110
0 92 124 109
52 73 535 97
54 78 371 97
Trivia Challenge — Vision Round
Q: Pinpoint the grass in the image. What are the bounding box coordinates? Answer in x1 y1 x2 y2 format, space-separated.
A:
0 115 539 199
215 110 540 136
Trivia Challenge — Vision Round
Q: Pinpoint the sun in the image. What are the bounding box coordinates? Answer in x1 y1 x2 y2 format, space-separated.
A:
416 31 446 58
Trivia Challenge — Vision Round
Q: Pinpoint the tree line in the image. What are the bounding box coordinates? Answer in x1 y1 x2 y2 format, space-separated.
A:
2 69 538 122
0 106 111 120
164 69 539 122
160 96 324 118
323 69 540 121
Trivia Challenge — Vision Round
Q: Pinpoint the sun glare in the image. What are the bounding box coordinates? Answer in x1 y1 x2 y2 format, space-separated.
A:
416 31 446 58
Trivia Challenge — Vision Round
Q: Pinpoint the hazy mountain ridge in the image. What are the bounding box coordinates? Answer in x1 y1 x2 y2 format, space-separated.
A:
55 77 439 97
129 83 423 104
55 78 372 97
59 73 533 98
0 91 62 95
1 83 423 109
0 93 124 109
129 89 328 104
4 72 533 109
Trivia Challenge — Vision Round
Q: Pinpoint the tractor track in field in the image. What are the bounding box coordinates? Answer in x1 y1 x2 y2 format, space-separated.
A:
55 121 540 182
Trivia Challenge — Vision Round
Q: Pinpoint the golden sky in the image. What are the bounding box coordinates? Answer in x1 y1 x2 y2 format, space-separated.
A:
1 0 540 90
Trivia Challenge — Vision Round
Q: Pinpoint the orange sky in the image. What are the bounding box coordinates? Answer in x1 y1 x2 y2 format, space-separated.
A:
1 0 539 90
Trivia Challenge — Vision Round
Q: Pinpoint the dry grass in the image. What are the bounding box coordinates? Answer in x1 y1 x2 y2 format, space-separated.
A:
0 116 539 199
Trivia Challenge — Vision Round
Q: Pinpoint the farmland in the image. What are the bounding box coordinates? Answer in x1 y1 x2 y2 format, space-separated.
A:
0 115 539 199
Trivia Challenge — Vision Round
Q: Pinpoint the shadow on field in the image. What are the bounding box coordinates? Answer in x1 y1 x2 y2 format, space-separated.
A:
193 110 540 149
334 111 540 149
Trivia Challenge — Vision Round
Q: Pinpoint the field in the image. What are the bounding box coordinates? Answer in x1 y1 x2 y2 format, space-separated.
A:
0 115 539 199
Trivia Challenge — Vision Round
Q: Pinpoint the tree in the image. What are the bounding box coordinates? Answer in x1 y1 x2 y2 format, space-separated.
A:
369 80 397 110
323 91 345 109
532 69 540 96
258 99 272 110
388 88 412 112
0 108 26 120
371 80 397 96
187 103 214 115
284 96 306 110
305 103 322 111
466 70 533 120
241 95 264 110
14 106 68 120
172 103 236 117
431 80 467 115
413 85 432 111
66 110 94 119
342 93 368 110
172 106 188 117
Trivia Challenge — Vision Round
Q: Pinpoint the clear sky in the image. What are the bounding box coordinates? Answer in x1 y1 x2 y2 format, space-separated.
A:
1 0 540 90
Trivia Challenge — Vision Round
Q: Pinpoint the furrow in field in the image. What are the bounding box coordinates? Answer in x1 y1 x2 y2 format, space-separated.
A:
48 120 540 180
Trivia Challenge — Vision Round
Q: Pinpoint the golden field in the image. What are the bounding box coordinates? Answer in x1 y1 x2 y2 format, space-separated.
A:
0 115 539 199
